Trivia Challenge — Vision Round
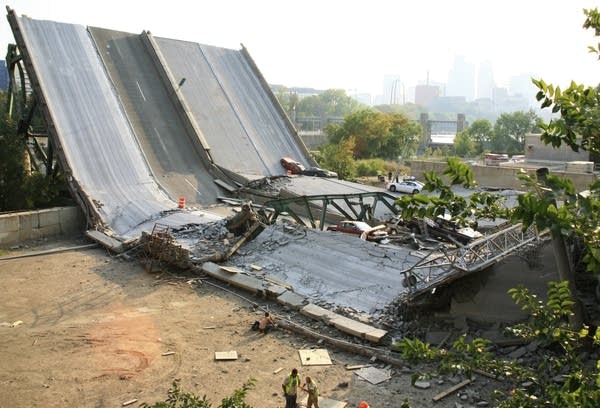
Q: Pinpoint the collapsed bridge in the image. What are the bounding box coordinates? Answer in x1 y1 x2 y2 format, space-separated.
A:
5 8 548 326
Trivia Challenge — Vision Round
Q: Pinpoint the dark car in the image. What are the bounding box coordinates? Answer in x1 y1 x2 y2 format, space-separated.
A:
326 220 388 242
301 166 338 178
280 157 305 174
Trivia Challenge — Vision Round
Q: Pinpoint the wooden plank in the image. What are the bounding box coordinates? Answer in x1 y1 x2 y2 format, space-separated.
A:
432 379 473 402
273 367 284 374
161 351 175 356
122 399 138 406
346 364 371 370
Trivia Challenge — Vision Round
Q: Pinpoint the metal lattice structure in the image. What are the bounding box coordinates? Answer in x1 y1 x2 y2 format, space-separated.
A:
398 223 547 301
262 192 400 229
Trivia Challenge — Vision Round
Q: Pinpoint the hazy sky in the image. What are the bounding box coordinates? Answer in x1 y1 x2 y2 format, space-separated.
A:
3 0 600 95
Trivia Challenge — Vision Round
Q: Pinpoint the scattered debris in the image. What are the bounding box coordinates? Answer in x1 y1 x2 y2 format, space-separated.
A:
432 378 473 402
414 380 431 389
122 399 138 406
214 351 238 360
161 351 175 356
345 364 371 370
203 326 217 330
298 349 332 366
354 366 391 385
273 367 284 374
11 320 23 327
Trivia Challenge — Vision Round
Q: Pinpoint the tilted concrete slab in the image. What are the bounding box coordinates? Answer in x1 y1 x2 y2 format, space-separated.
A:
276 291 307 309
329 315 387 343
300 304 339 321
201 262 265 294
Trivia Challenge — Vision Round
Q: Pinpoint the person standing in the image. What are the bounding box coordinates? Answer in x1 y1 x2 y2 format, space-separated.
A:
282 368 300 408
302 376 319 408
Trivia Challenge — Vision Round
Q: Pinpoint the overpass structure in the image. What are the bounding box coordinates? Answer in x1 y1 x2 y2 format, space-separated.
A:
5 8 548 315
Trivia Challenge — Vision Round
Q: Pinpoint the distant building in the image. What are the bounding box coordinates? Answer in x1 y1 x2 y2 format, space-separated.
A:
477 60 495 100
415 84 440 106
447 56 475 101
509 73 537 108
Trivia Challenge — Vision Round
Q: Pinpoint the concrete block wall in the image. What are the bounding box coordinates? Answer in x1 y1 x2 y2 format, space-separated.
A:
410 160 596 192
0 206 85 247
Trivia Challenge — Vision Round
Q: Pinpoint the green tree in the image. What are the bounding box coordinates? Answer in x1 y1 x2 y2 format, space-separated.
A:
0 113 28 210
453 130 475 157
295 89 362 119
325 108 421 160
319 137 357 180
491 110 540 154
466 118 494 154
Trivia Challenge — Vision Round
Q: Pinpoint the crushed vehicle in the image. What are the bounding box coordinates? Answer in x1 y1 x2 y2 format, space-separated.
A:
326 220 389 242
385 214 482 245
301 166 338 178
280 156 305 174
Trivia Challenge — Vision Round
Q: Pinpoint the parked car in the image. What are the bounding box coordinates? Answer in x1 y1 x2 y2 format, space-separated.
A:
387 180 424 194
301 166 338 178
280 157 305 174
326 220 388 242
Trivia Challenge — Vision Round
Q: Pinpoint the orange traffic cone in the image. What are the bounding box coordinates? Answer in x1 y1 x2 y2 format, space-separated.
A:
178 197 186 209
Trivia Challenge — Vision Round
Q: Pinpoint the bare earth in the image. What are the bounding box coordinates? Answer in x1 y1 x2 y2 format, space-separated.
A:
0 238 490 408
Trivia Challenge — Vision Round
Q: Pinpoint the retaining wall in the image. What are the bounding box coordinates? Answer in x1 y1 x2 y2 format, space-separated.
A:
410 160 597 192
0 206 85 247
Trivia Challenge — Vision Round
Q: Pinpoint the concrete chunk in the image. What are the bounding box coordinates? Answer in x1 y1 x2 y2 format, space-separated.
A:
330 316 387 343
300 304 337 321
276 290 306 309
86 230 125 253
202 262 264 294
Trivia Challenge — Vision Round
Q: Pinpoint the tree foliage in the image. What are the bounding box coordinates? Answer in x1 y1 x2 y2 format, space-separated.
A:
318 137 357 180
466 118 494 154
491 110 540 154
325 108 421 160
531 8 600 156
452 130 476 157
295 89 362 119
141 379 255 408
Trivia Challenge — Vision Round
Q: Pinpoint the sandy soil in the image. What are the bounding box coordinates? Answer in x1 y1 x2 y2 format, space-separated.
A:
0 237 494 408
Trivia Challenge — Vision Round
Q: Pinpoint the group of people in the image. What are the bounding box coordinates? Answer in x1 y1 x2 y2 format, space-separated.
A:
251 314 370 408
281 368 370 408
282 368 319 408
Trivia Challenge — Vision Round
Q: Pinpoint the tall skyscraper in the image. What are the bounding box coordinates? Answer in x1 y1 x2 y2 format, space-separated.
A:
446 56 475 102
477 60 495 100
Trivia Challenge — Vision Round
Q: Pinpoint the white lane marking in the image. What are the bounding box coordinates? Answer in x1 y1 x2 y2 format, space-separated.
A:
136 81 146 101
185 178 203 197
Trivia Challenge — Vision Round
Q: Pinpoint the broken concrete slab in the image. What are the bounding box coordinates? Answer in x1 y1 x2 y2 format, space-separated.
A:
202 262 264 294
86 230 124 253
354 366 391 385
298 349 332 366
300 303 338 321
265 283 287 298
329 315 387 343
276 290 307 309
214 351 238 360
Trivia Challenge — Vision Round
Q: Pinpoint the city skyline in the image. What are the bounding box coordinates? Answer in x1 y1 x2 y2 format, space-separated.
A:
1 0 599 97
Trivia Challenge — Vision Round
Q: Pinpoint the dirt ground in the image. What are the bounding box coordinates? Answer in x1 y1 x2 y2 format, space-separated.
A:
0 237 497 408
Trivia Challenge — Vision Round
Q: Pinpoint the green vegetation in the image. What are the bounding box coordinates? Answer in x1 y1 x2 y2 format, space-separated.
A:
392 282 600 407
140 379 255 408
0 106 71 212
325 108 421 161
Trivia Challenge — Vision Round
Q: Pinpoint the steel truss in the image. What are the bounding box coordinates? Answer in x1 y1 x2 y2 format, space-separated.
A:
262 191 400 229
398 223 547 301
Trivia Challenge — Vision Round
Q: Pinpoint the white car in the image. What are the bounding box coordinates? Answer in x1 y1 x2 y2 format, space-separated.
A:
387 180 424 194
